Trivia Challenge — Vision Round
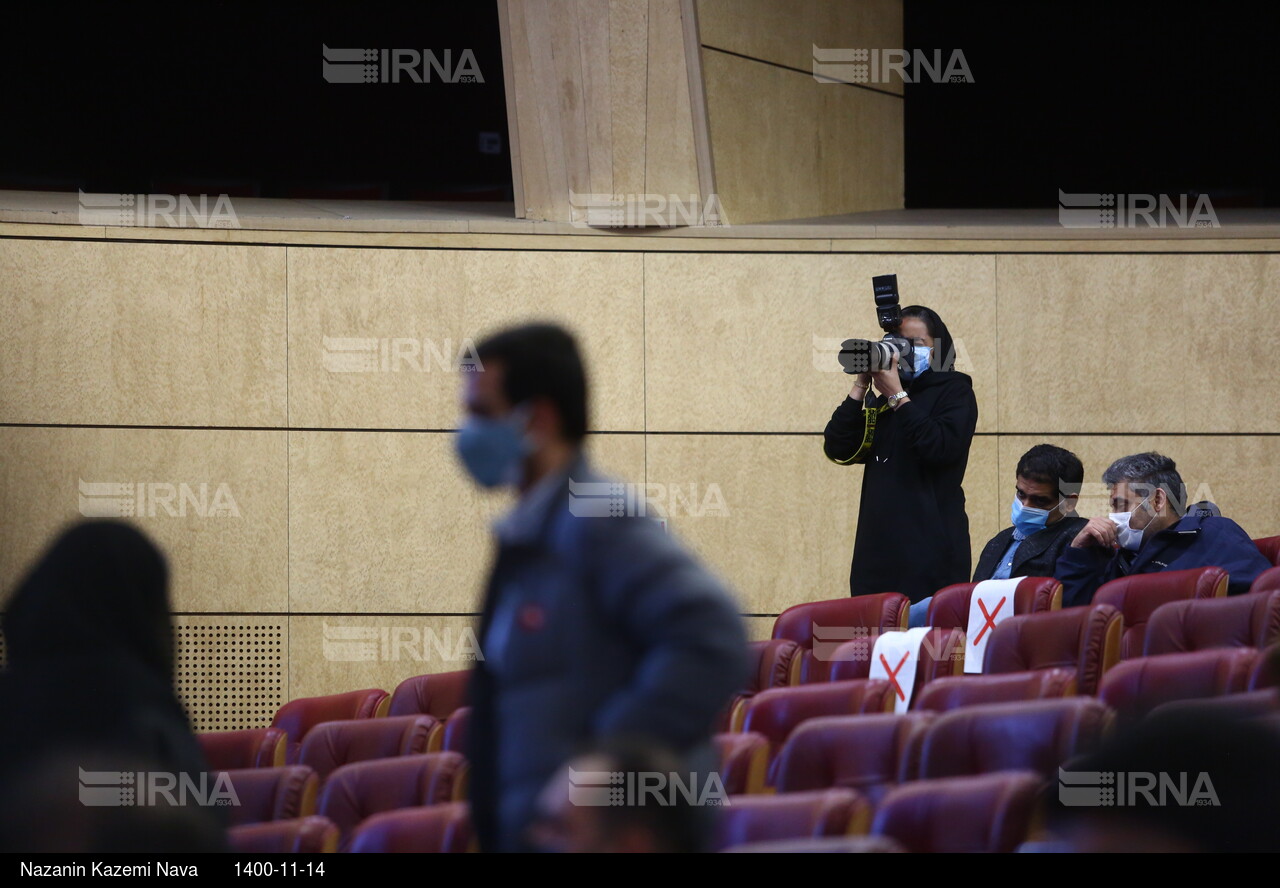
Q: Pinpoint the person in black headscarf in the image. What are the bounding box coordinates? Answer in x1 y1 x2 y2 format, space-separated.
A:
823 306 978 615
0 520 226 852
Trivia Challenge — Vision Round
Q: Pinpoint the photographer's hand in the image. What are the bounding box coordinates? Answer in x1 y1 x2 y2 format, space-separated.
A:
1070 517 1119 549
849 373 872 401
871 367 903 399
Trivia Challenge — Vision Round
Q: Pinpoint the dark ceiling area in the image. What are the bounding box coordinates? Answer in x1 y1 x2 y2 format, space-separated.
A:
904 2 1280 208
0 3 513 200
2 3 1277 209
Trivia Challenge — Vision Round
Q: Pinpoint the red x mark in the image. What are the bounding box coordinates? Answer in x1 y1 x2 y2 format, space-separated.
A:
972 596 1007 646
879 651 910 701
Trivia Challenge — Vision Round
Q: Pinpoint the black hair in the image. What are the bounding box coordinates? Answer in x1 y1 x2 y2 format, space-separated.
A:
474 323 589 443
577 736 710 853
900 305 958 372
1016 444 1085 499
1050 710 1280 853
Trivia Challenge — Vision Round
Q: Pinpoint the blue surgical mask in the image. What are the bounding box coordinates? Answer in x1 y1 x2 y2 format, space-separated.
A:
1010 497 1051 536
912 346 933 375
454 405 532 488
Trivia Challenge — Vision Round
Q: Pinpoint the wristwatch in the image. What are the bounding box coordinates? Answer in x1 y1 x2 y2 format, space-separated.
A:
887 391 909 409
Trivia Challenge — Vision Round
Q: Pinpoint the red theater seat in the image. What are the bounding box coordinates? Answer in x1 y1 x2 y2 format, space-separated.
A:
388 670 470 719
1252 565 1280 594
1095 566 1228 659
927 577 1062 630
823 627 966 685
1098 648 1257 723
298 715 441 779
984 605 1122 695
317 752 469 849
913 698 1112 780
712 789 870 851
734 681 895 779
347 802 474 853
747 638 803 689
714 732 769 796
442 706 470 755
914 668 1078 712
219 765 319 826
1149 689 1279 722
1144 591 1280 656
1254 536 1280 567
772 594 908 683
872 771 1043 853
198 727 286 770
1253 643 1280 689
716 640 802 731
227 816 339 853
724 835 904 853
772 713 936 806
272 689 390 764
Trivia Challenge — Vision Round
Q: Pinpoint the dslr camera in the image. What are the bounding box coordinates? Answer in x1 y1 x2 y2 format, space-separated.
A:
837 274 916 378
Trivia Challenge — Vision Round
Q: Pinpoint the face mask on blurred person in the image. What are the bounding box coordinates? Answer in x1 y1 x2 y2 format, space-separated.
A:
1010 497 1051 537
1110 497 1150 551
912 346 933 375
455 404 533 488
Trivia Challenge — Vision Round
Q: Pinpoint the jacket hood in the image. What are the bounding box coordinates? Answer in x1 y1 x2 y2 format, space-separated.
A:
4 520 174 682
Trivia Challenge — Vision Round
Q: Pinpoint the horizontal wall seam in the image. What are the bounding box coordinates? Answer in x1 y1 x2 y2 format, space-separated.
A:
4 234 1279 257
3 423 1279 437
167 612 484 618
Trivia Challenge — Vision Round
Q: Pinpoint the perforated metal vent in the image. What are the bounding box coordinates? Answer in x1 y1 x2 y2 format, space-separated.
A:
174 620 285 732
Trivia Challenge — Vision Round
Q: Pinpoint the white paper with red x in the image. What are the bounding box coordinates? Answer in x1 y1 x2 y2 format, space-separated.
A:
964 577 1023 674
869 627 931 713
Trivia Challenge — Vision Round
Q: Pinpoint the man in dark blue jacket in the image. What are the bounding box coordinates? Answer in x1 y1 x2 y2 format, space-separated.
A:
456 323 748 853
1056 452 1270 607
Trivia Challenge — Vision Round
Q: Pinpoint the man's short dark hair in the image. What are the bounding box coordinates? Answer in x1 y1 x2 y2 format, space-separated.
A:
584 737 708 854
474 323 588 443
1101 452 1186 514
1016 444 1084 498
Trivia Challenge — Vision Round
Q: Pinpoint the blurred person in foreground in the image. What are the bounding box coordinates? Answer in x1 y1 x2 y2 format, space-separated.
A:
0 521 225 852
457 322 749 853
1056 452 1270 606
1052 709 1280 852
529 738 709 853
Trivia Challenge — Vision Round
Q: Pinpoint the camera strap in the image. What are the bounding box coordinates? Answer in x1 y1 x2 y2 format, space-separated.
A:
829 402 890 465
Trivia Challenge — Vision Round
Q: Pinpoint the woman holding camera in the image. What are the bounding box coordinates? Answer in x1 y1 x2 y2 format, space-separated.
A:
823 306 978 619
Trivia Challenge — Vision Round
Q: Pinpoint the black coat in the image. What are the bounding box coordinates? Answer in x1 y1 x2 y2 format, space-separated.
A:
972 515 1087 582
0 521 226 852
823 370 978 603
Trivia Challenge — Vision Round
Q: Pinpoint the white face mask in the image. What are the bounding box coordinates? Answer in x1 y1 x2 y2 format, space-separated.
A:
1110 497 1150 551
